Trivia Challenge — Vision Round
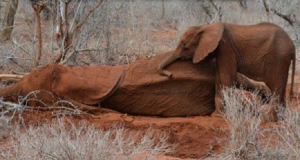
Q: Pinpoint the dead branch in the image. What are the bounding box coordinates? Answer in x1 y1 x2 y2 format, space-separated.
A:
201 4 212 19
209 0 222 21
73 0 104 32
0 74 23 79
261 0 296 26
55 0 103 64
271 8 294 26
60 48 99 65
261 0 299 40
261 0 270 13
0 74 24 80
12 71 29 75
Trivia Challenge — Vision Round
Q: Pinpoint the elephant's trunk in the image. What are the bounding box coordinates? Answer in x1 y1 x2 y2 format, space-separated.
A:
158 52 178 78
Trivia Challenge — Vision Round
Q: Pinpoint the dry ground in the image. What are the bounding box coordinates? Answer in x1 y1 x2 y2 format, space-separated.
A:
0 82 299 159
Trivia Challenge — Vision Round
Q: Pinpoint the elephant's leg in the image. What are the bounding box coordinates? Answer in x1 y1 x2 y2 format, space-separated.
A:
211 52 237 117
236 73 271 95
212 73 272 117
264 64 289 121
211 69 235 117
212 88 223 117
62 96 117 114
266 83 287 122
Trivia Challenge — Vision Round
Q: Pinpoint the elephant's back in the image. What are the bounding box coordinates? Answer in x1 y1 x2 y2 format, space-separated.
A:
225 22 294 80
102 52 216 117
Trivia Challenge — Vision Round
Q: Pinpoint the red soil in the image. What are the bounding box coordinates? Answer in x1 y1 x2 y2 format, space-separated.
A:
18 109 227 159
2 83 298 159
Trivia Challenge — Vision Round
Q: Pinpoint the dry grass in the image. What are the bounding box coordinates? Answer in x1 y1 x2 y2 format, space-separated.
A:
0 120 175 160
0 92 175 160
213 87 300 160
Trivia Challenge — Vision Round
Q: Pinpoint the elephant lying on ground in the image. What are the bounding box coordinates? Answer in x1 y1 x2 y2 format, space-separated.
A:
0 52 270 116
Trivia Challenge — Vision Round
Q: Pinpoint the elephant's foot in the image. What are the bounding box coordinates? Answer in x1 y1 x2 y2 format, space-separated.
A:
63 96 117 115
159 70 173 78
213 94 223 118
211 110 223 117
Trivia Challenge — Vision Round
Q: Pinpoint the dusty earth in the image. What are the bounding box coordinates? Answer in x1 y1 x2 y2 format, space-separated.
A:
0 83 298 160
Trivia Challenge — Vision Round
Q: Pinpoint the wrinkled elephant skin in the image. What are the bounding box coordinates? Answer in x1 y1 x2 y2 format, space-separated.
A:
103 53 216 116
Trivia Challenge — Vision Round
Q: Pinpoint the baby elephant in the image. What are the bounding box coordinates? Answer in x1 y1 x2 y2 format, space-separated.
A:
159 22 295 121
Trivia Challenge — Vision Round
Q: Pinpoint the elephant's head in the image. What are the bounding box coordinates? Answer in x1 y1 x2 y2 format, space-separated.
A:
158 21 224 78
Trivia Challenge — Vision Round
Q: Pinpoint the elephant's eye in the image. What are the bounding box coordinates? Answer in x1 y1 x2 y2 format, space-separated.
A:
182 42 186 47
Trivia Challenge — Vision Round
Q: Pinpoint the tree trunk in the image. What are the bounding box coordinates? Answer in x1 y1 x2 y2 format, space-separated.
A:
161 0 165 19
0 0 18 41
32 2 45 67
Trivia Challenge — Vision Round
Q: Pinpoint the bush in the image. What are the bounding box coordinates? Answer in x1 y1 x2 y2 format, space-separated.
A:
216 87 300 160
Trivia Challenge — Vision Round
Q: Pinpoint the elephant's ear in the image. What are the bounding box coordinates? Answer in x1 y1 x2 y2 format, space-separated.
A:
193 21 224 63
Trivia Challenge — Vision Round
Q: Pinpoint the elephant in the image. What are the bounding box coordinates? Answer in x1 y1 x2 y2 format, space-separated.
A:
0 51 271 117
158 22 296 120
0 64 125 112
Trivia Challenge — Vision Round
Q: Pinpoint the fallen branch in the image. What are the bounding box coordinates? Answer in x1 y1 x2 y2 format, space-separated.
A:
11 71 29 76
0 74 23 80
0 99 112 120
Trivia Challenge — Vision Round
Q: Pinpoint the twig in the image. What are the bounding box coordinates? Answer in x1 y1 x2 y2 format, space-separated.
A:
73 0 103 32
271 8 294 26
261 0 270 13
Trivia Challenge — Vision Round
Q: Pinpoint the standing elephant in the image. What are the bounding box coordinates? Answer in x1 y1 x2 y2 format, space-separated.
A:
158 22 296 120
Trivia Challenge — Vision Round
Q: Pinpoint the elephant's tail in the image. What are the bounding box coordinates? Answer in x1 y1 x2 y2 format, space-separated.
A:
289 51 296 98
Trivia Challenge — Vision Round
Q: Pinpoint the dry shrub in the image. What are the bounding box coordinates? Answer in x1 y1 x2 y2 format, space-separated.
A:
0 93 175 159
0 116 10 140
217 87 269 160
0 120 175 160
270 108 300 159
215 87 300 160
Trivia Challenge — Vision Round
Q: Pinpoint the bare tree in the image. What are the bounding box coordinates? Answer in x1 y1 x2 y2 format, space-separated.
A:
0 0 18 41
54 0 104 64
